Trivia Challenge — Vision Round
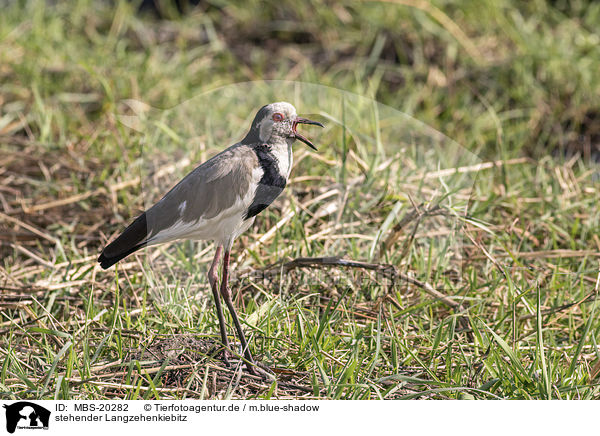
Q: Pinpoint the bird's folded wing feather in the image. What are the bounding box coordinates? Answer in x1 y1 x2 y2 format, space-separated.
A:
101 144 258 260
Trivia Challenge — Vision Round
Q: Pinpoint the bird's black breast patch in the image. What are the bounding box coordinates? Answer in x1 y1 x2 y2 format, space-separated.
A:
245 144 286 220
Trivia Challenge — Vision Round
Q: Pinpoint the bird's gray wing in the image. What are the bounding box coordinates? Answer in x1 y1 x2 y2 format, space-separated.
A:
98 144 257 268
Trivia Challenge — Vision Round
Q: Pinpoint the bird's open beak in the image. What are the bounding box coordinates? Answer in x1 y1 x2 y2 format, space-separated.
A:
293 117 324 150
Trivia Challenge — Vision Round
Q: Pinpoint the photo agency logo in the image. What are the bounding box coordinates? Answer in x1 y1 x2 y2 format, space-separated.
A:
3 402 50 434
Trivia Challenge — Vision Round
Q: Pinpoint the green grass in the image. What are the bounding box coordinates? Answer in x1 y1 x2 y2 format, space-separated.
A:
1 0 600 399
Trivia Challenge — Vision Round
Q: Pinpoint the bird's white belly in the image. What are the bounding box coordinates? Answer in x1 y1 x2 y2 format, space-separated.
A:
187 210 255 246
146 206 254 248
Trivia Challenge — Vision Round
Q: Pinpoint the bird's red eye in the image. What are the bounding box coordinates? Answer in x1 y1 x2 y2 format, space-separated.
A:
272 113 284 121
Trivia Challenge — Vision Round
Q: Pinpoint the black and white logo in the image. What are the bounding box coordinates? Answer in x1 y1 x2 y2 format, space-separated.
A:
3 402 50 434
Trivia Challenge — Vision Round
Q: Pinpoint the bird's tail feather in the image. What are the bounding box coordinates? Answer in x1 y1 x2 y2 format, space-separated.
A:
98 213 149 269
98 242 147 269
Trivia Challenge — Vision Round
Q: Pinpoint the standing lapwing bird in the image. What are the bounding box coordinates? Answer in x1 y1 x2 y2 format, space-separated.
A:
98 102 324 375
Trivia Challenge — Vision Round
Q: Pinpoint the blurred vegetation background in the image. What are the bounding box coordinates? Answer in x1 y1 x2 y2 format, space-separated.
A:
3 0 600 158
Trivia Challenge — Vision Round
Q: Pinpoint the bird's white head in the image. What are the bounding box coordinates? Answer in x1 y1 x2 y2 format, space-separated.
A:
242 102 324 150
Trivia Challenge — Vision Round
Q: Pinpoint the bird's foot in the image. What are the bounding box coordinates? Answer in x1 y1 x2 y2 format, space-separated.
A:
245 360 275 381
212 341 231 368
221 348 232 368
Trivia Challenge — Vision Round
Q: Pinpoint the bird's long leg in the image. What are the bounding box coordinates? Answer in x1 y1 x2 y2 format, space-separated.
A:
220 248 256 374
207 245 230 366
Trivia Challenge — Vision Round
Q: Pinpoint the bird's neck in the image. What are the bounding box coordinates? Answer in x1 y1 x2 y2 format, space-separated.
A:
262 139 293 180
